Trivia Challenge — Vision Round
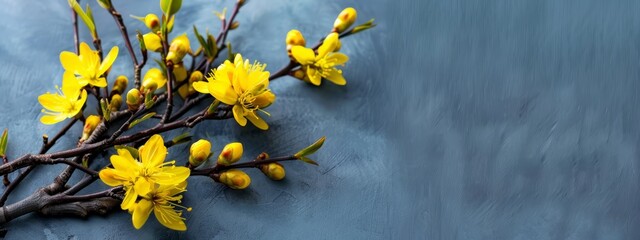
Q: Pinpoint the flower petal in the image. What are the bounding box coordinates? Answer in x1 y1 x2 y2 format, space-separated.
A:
40 114 67 125
139 134 167 167
318 33 339 59
99 168 128 186
154 205 187 231
60 51 81 72
62 71 81 98
209 80 237 105
324 68 346 86
153 166 190 185
254 91 276 108
246 112 268 130
232 105 247 127
98 46 119 76
134 177 152 197
132 198 154 229
306 67 322 86
38 94 68 112
89 77 108 88
291 46 315 65
192 81 209 94
121 187 137 210
111 155 138 172
327 52 349 65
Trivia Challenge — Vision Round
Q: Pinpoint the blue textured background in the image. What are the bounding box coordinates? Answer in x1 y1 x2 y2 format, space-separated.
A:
1 0 639 239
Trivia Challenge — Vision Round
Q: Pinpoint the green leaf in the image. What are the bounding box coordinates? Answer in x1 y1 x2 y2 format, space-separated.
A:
130 15 145 23
351 18 376 34
0 129 8 157
114 145 139 159
206 33 218 59
160 0 182 17
85 4 94 23
128 112 156 129
96 0 111 9
136 31 147 53
294 136 326 158
100 98 111 121
68 0 96 38
171 132 192 145
298 156 319 166
193 25 210 57
226 42 235 61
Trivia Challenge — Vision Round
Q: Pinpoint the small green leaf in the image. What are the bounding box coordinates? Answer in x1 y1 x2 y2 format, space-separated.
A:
128 112 156 128
85 4 94 23
115 145 139 159
136 31 147 53
294 136 326 158
193 26 210 57
160 0 182 17
130 15 145 23
0 129 8 157
68 0 96 38
171 132 192 145
351 18 376 34
298 156 319 166
96 0 111 9
100 98 111 121
227 42 234 61
206 33 218 59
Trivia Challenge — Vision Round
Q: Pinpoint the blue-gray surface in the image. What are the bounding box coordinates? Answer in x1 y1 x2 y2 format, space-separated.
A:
0 0 639 239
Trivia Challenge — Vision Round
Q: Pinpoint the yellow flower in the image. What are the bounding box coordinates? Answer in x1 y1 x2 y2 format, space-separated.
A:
131 181 189 231
60 42 119 87
193 54 276 130
99 134 190 210
290 33 348 86
38 73 87 125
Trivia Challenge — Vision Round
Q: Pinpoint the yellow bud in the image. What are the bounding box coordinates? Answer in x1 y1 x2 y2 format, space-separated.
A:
144 14 160 32
229 21 240 30
285 29 306 47
179 70 203 99
143 68 167 90
189 139 212 167
126 88 142 110
292 69 306 80
166 34 191 64
112 75 128 95
260 162 286 181
143 33 163 52
189 70 204 83
142 80 158 94
173 63 187 82
217 142 243 166
109 94 123 112
219 169 251 189
333 7 357 33
81 115 101 141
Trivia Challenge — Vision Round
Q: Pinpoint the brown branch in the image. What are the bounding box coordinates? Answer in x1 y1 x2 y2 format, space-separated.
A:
191 155 297 176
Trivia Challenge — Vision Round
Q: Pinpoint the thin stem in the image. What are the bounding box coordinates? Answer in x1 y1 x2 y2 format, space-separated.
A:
71 0 80 54
107 4 139 67
191 155 297 176
0 118 80 206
